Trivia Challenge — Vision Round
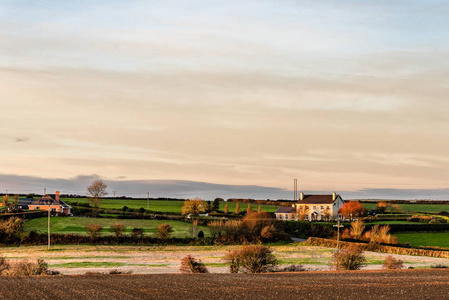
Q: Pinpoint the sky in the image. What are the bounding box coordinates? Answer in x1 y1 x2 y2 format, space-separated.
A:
1 1 449 199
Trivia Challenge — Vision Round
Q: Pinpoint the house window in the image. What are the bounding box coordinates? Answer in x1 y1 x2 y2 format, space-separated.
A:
313 206 316 209
320 206 324 210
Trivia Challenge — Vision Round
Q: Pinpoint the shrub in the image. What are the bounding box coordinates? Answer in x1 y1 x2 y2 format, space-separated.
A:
246 203 252 215
111 223 125 239
331 245 366 270
197 230 205 239
363 224 397 245
350 220 365 240
341 228 351 240
234 202 240 214
156 223 173 240
0 217 24 244
85 223 102 240
8 259 49 276
109 269 133 274
224 245 277 273
260 225 276 240
382 255 404 269
407 215 432 223
273 264 305 272
179 255 208 273
377 201 388 213
131 228 144 240
0 254 9 275
430 264 449 269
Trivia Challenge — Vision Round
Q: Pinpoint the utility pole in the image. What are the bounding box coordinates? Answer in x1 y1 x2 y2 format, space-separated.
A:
147 192 149 210
113 191 117 198
333 215 344 270
44 188 46 195
48 207 51 250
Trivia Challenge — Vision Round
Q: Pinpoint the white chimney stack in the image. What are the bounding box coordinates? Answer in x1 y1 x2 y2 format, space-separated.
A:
332 192 336 201
300 192 304 201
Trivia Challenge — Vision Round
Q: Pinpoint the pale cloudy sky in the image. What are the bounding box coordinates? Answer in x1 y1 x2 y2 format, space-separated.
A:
1 1 449 199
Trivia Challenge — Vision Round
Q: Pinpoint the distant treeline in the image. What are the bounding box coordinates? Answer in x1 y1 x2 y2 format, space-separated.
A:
226 198 292 206
358 199 449 204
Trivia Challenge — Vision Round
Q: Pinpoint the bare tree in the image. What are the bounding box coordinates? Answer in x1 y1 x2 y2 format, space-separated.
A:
87 179 108 208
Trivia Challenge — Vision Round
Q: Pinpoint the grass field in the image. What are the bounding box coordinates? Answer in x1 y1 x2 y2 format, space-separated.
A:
395 232 449 248
24 217 209 238
363 203 449 213
366 221 422 225
62 198 281 214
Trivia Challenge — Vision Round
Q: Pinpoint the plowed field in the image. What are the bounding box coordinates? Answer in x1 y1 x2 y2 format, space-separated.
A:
1 269 448 299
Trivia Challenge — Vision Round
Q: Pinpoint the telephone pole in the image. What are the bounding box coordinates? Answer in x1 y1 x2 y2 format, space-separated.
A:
48 207 51 250
147 192 149 210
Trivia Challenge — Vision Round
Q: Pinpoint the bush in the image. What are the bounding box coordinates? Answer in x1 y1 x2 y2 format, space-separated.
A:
382 255 404 269
331 245 366 270
197 230 205 239
111 223 125 239
350 220 365 240
85 223 102 240
7 259 49 276
224 245 277 273
407 215 432 223
131 228 144 240
0 254 9 275
179 255 208 273
430 264 449 269
209 212 286 243
0 217 24 244
273 264 305 272
157 223 173 240
109 269 133 274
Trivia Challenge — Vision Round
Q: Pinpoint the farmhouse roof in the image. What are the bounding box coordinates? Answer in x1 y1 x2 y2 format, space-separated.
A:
275 207 296 214
298 195 341 204
30 194 71 208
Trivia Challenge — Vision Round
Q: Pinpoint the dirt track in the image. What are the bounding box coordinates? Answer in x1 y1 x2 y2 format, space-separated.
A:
1 269 449 299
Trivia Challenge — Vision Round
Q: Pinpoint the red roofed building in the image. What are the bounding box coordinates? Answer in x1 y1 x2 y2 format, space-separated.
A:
28 191 72 216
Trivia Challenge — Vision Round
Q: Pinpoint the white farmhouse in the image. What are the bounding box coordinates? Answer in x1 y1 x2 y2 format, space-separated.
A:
275 192 345 221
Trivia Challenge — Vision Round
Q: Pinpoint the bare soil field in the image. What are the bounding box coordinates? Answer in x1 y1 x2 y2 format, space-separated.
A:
1 269 449 299
2 244 449 274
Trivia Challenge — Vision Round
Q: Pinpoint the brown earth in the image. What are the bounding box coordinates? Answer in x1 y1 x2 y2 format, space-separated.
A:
1 269 449 299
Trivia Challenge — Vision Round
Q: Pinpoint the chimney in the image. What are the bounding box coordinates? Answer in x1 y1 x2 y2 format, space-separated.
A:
299 192 304 201
55 191 60 202
332 192 336 201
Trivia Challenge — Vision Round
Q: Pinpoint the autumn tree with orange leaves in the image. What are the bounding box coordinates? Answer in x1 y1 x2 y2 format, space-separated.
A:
339 201 366 220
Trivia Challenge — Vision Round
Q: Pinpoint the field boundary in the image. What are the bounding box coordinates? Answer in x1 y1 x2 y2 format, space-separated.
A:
303 237 449 258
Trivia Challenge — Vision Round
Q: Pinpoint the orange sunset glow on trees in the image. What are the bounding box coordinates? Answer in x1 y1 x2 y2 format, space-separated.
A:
339 201 366 219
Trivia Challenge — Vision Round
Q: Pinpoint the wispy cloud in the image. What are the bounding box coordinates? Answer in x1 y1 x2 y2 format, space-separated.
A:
15 137 29 142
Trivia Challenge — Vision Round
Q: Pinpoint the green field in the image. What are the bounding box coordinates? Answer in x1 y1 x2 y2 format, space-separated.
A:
62 198 280 214
395 232 449 248
24 217 209 238
366 220 422 225
363 202 449 213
